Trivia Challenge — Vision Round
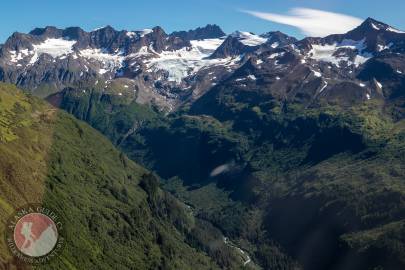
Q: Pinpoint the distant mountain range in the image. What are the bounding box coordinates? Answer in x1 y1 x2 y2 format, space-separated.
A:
0 17 403 115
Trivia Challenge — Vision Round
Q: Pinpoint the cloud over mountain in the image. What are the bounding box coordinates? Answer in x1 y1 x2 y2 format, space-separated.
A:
242 7 363 37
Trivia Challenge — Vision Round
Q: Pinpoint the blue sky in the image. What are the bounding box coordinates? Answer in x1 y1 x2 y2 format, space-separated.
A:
1 0 405 42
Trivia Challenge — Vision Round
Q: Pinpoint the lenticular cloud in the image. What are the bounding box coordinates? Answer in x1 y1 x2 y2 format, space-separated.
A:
242 8 363 37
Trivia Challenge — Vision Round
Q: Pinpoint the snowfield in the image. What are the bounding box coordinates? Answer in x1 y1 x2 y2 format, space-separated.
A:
308 39 372 67
137 38 240 83
79 48 125 73
8 38 77 64
30 38 77 63
230 31 268 46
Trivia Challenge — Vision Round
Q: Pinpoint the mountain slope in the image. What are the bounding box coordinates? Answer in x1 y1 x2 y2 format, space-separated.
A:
0 83 231 270
2 17 405 270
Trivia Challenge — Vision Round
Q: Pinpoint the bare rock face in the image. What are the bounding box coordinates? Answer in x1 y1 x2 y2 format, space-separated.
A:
171 24 225 40
209 35 251 59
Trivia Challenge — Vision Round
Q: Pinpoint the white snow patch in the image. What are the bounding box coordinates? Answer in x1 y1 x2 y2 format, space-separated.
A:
366 93 371 100
290 44 301 54
230 31 268 46
308 44 346 66
359 83 366 87
387 27 405 34
377 43 393 52
138 29 153 37
29 38 76 63
126 31 136 38
16 49 30 60
9 50 23 63
99 68 108 74
353 54 372 66
397 70 403 74
313 70 322 77
376 80 383 88
377 45 385 52
256 59 263 65
247 74 257 80
371 23 380 30
268 52 285 59
270 42 279 48
136 46 149 55
141 41 239 83
308 39 372 67
190 38 224 54
80 48 125 73
126 29 154 38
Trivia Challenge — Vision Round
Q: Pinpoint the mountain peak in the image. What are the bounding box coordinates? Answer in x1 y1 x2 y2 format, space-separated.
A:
343 17 405 41
359 17 390 31
354 17 404 33
171 24 225 40
261 31 298 47
93 25 116 32
29 26 62 37
229 31 254 38
364 17 384 24
152 26 166 35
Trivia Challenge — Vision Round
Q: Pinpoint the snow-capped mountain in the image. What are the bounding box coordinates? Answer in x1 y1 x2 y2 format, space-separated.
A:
220 17 405 109
1 18 405 111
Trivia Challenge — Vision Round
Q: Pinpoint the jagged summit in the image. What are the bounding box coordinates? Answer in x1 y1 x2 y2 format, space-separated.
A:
171 24 225 40
29 26 63 36
261 31 298 48
347 17 405 36
361 17 389 29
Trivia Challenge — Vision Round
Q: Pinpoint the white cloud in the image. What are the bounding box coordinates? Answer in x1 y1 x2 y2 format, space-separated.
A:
242 8 363 37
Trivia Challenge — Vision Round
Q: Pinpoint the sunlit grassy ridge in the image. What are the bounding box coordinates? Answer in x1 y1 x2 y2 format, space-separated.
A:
0 83 227 270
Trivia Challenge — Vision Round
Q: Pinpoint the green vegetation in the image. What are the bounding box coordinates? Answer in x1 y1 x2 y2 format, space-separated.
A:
0 83 244 269
49 83 405 269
